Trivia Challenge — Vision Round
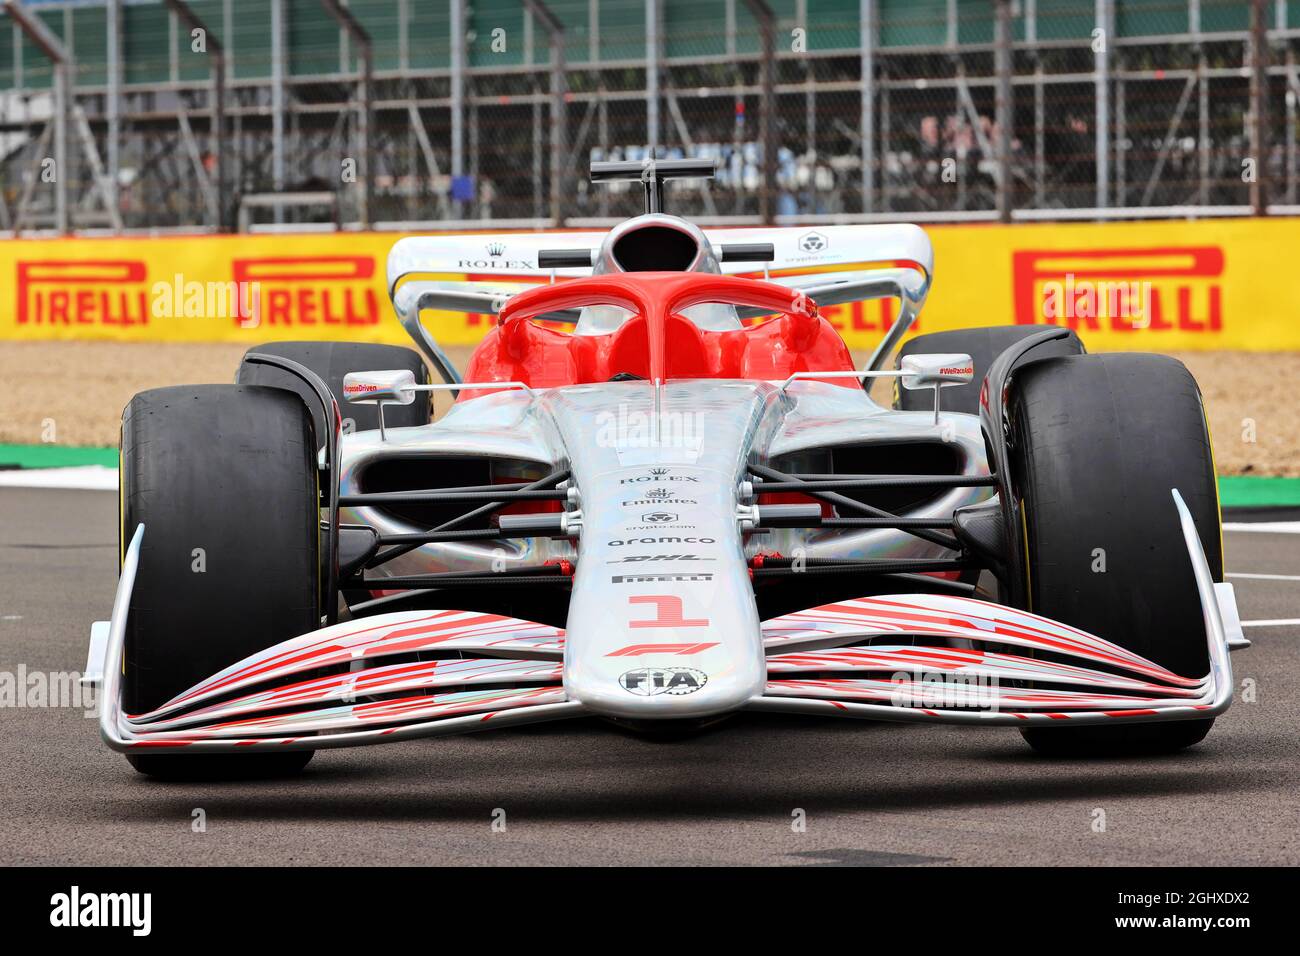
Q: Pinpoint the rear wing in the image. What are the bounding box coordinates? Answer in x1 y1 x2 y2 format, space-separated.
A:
385 224 933 293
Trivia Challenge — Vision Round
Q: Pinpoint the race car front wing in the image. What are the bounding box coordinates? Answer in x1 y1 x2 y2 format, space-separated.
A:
88 491 1242 753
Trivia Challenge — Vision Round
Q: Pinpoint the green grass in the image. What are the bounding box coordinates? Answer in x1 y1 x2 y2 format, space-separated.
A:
0 444 117 469
1217 475 1300 509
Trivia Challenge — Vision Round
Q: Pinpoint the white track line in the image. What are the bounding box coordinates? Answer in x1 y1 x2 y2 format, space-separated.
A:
1223 521 1300 534
1241 619 1300 628
0 466 117 491
1227 572 1300 582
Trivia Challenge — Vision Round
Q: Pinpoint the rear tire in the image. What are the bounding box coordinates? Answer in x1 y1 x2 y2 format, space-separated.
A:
237 341 431 440
894 325 1085 415
1006 354 1222 757
120 385 320 778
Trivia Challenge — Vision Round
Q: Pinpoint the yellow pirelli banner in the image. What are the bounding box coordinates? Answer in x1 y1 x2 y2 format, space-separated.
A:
1 217 1297 351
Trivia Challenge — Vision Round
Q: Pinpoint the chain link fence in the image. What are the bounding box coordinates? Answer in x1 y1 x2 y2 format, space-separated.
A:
0 0 1296 233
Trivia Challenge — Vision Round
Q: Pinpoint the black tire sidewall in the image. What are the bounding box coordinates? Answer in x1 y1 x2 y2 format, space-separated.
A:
1007 353 1222 679
121 385 320 715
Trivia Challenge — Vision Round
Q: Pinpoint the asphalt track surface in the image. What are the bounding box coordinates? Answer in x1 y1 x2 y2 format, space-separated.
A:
1 486 1297 867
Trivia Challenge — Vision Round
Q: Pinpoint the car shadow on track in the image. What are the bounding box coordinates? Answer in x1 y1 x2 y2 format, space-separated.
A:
79 713 1259 826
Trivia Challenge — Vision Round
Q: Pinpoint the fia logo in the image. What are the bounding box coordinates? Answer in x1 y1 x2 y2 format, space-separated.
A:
619 667 708 696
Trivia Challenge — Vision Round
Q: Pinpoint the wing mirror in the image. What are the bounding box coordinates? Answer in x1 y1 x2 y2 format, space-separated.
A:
342 370 536 440
899 352 974 425
342 369 418 406
341 369 419 441
900 352 974 389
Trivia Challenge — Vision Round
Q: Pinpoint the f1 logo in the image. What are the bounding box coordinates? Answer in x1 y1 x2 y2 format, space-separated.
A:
628 595 708 629
606 642 719 657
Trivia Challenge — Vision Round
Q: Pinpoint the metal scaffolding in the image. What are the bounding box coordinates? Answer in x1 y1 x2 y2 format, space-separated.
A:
0 0 1296 236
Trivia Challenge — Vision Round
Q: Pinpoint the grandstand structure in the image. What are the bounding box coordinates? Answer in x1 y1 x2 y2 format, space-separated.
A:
0 0 1296 235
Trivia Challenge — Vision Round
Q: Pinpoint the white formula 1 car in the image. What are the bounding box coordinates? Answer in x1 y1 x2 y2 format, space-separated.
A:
87 160 1247 778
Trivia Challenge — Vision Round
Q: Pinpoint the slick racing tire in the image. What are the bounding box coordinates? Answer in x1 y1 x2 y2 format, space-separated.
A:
1007 354 1222 757
893 325 1085 415
237 341 432 441
120 385 320 779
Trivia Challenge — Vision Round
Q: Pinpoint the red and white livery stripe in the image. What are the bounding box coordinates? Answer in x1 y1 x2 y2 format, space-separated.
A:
97 492 1232 752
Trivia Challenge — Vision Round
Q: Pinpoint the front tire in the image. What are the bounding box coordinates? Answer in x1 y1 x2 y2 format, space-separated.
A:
120 385 321 778
1006 353 1222 756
